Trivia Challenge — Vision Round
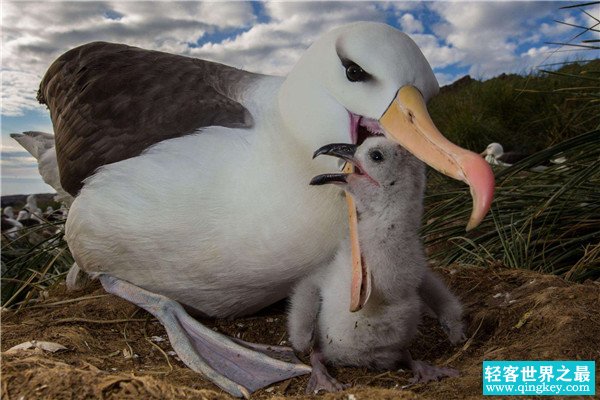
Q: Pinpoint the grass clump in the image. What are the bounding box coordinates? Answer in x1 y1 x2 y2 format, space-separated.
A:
423 2 599 281
428 60 599 154
1 221 73 309
423 130 599 282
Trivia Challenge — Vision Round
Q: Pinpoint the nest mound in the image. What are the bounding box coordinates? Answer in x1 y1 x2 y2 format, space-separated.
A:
2 267 599 399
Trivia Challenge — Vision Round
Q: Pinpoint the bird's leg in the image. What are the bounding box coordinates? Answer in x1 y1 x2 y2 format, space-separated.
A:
287 277 321 353
99 275 311 398
418 269 466 344
66 262 92 291
305 348 350 394
400 349 459 385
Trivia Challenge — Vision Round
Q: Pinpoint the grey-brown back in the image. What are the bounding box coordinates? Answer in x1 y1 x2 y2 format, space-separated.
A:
38 42 260 196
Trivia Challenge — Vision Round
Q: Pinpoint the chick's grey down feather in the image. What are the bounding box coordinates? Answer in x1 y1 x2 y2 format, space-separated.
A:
288 137 463 390
37 41 260 196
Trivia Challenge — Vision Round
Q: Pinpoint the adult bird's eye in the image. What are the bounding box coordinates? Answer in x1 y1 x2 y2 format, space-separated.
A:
346 63 367 82
369 150 384 162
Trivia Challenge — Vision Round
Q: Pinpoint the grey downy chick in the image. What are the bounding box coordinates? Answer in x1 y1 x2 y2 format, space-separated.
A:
288 137 464 393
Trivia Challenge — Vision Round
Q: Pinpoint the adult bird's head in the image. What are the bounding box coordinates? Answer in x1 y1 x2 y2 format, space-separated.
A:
280 21 494 230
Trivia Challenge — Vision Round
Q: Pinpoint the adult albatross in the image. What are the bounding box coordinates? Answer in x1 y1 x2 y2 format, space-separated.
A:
38 22 494 397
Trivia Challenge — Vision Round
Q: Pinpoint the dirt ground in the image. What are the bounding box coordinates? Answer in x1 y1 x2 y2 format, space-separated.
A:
2 266 599 400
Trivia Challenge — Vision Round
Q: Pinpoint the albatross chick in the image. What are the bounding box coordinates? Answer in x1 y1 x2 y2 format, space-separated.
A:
288 137 464 393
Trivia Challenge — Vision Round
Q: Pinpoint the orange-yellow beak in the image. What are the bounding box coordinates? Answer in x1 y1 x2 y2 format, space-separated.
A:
345 85 494 312
380 86 495 230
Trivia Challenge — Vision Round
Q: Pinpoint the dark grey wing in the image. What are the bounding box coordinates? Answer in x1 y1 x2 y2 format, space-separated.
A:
38 41 260 196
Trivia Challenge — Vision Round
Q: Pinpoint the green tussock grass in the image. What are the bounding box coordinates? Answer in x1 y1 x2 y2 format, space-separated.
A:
423 130 600 282
1 221 73 309
428 60 600 153
422 2 599 281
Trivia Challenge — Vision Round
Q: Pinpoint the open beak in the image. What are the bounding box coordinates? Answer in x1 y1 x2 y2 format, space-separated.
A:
380 85 495 231
311 143 372 312
310 143 357 185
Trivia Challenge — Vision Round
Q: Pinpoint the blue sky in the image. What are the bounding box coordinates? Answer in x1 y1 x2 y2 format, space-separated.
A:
1 1 596 195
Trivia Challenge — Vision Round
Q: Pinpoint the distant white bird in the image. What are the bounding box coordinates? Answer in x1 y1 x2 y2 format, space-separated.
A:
16 210 29 221
480 142 523 166
2 213 23 239
25 194 40 212
15 209 39 227
481 142 568 171
10 131 73 205
288 138 463 393
25 194 45 224
3 207 15 219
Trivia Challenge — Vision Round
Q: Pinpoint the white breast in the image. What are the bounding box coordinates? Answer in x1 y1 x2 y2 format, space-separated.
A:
66 125 346 317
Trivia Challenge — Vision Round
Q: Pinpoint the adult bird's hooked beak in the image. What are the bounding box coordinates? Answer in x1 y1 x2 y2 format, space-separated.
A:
311 143 372 313
380 85 495 231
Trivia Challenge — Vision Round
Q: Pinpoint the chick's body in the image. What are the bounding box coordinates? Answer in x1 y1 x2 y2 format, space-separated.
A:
288 137 463 392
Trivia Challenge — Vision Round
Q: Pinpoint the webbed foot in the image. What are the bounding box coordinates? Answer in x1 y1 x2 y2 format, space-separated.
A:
100 275 311 398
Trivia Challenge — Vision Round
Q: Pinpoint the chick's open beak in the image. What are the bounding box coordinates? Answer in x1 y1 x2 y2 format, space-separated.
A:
309 143 358 185
380 86 495 231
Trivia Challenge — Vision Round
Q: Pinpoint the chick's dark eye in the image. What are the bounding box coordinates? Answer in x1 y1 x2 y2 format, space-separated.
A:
346 63 367 82
369 150 384 162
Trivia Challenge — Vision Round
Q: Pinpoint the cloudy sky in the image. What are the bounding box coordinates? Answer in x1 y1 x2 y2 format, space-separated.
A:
1 1 595 195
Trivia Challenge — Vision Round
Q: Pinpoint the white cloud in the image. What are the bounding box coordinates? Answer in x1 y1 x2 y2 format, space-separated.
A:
399 13 424 34
190 2 387 74
410 33 464 69
0 149 42 192
523 45 552 59
1 1 256 116
428 2 566 78
540 13 581 37
1 70 43 116
1 0 589 119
